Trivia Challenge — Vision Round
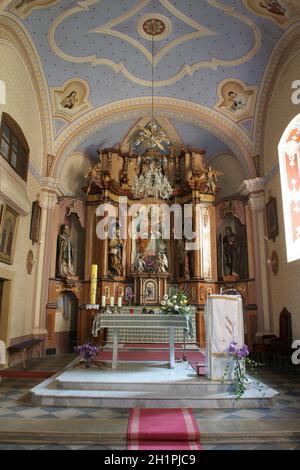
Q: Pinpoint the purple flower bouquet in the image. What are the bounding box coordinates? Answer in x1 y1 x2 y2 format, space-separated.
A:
74 343 99 367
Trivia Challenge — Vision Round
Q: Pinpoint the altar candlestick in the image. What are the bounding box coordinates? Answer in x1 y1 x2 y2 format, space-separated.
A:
90 264 98 305
101 295 106 307
110 296 114 307
118 296 122 307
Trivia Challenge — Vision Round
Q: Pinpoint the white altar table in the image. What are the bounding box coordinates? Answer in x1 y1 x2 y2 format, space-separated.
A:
92 313 193 369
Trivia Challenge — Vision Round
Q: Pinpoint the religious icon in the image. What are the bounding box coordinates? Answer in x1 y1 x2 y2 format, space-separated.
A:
60 91 79 110
0 205 18 264
266 197 279 241
259 0 287 16
227 91 247 111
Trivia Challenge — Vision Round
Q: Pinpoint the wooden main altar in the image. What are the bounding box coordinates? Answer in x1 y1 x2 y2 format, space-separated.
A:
46 139 258 353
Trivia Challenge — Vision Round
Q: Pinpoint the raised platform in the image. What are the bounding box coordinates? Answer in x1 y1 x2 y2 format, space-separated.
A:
31 357 279 409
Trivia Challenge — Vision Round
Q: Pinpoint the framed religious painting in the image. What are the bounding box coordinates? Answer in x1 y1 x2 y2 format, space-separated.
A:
29 200 41 244
266 197 279 241
0 205 18 264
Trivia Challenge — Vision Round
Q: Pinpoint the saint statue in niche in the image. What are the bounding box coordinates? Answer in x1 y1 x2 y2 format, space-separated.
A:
60 91 79 110
223 226 240 278
108 223 123 277
57 224 75 278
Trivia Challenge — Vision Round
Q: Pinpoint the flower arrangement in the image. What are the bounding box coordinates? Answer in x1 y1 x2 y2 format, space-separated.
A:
74 343 99 367
222 341 262 400
160 287 191 316
144 259 156 273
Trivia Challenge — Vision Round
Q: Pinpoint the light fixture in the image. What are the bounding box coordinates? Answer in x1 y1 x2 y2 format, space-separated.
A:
131 19 172 200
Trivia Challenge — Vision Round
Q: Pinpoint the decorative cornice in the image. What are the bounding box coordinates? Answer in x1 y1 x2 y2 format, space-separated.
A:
0 12 53 159
48 0 261 87
240 177 266 210
254 21 300 155
52 97 255 180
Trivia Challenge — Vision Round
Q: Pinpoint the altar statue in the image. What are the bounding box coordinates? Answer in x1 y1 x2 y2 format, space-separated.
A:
57 224 75 278
223 226 240 277
108 225 123 276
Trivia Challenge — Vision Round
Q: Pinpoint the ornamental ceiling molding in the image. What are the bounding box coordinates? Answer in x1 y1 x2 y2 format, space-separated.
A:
9 0 61 19
0 12 53 156
214 78 258 123
120 116 183 154
243 0 300 28
52 97 255 179
50 78 93 123
254 22 300 154
48 0 261 87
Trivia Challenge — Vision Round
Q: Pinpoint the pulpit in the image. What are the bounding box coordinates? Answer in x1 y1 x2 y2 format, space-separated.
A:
205 294 244 381
132 272 169 305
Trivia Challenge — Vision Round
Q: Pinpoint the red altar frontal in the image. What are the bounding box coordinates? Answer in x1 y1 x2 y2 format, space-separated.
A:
46 146 258 353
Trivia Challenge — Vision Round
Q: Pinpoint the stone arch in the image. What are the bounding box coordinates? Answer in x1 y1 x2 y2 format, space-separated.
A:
0 12 53 168
52 97 256 180
254 20 300 161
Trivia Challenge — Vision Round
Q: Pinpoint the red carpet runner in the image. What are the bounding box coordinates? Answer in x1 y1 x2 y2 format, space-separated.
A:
127 408 202 450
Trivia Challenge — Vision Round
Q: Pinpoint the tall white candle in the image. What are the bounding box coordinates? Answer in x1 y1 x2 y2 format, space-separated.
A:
110 296 114 307
101 295 106 307
118 297 122 307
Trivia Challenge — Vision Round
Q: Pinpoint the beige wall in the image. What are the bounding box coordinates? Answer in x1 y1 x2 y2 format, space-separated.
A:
0 42 44 343
263 52 300 339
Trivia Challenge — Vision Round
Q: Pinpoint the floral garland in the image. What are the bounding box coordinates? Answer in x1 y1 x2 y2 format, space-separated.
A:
222 341 263 400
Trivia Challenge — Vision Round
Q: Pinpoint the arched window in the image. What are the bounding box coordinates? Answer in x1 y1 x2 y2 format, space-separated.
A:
278 114 300 262
0 112 29 181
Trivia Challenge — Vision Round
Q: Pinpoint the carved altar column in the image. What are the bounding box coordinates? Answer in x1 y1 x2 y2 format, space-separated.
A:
98 210 108 278
242 178 271 333
32 183 59 334
192 195 201 279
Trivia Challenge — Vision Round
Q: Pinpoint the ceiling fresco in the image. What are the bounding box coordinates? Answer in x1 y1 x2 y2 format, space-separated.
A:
2 0 300 162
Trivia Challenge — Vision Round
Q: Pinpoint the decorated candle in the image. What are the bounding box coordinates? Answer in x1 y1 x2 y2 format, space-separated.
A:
90 264 98 305
110 296 114 307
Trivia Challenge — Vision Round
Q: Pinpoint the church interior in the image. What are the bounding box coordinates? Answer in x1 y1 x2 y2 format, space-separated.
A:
0 0 300 452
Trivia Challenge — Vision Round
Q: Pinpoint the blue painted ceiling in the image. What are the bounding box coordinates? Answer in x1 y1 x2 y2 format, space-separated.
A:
3 0 295 160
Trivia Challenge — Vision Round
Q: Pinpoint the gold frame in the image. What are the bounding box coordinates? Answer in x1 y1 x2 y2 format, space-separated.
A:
0 204 18 264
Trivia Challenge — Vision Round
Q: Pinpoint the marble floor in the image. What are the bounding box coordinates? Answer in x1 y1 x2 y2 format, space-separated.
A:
0 364 299 450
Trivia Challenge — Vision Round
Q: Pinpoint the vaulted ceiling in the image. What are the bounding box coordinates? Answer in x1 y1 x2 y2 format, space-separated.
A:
2 0 300 177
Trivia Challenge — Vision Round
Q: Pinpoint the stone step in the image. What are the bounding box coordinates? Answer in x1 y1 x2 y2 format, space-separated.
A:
0 418 298 446
31 385 278 409
56 379 234 393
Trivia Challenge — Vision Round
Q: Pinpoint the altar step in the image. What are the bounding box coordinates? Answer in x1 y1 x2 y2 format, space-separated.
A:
30 361 279 409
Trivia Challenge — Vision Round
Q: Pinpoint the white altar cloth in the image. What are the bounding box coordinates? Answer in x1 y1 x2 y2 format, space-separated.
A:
92 313 193 369
205 294 244 381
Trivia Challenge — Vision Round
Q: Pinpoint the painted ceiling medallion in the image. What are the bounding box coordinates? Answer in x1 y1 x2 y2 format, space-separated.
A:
138 14 171 41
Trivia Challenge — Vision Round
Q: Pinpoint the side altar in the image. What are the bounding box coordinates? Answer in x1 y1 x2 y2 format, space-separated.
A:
46 127 258 352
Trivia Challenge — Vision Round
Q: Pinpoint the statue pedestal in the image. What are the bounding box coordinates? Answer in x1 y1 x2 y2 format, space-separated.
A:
132 272 169 305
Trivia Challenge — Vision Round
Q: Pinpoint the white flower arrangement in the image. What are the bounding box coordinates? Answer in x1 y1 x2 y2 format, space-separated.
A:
159 287 191 316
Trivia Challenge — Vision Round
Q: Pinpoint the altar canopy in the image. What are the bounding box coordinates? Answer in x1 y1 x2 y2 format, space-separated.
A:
205 294 244 381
